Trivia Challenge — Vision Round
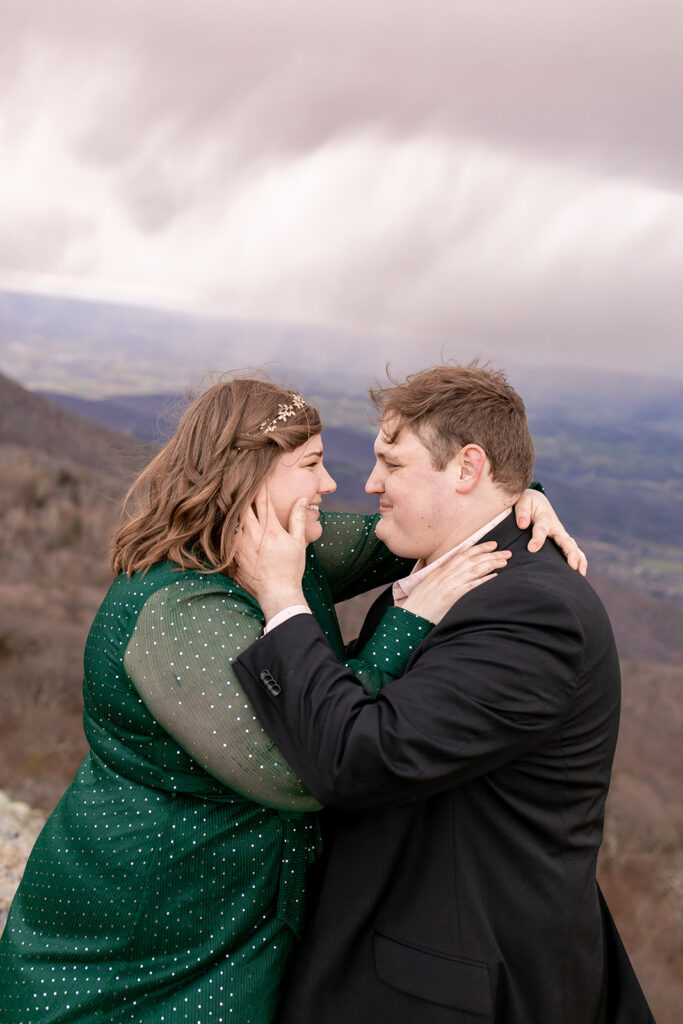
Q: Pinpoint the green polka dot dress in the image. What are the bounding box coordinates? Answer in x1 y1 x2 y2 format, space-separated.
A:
0 513 429 1023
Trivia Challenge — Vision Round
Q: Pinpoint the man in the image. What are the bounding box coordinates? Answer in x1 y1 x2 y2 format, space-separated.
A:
234 363 653 1023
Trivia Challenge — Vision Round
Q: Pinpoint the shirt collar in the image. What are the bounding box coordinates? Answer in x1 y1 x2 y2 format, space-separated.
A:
392 509 512 607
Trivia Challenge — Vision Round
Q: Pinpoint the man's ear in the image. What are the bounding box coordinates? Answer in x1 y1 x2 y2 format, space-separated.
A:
453 444 488 493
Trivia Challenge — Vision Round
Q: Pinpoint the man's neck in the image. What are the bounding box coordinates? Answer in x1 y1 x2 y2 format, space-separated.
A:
393 507 513 606
424 497 515 565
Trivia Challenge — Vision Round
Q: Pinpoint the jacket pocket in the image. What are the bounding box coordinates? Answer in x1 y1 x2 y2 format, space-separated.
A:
374 931 492 1014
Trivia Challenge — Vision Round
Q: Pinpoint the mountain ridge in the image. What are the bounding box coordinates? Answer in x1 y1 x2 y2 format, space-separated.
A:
0 370 153 474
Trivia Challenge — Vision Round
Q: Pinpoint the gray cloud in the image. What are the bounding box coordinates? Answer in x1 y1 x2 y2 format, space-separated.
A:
0 210 92 273
0 0 681 378
3 0 680 185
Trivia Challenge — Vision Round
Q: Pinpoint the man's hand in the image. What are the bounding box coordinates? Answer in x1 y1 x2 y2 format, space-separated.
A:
515 489 587 575
235 489 310 620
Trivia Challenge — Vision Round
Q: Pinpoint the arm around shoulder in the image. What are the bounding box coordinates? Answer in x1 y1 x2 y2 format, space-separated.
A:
234 576 584 809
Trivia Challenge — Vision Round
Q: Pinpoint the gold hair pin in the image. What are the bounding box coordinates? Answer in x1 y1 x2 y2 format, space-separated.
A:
258 394 306 434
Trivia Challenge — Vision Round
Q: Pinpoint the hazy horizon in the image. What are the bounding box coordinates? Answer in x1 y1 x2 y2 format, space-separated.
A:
4 287 683 403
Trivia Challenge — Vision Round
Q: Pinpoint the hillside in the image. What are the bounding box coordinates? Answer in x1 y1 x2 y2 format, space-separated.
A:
0 372 680 1020
0 379 144 812
0 370 152 474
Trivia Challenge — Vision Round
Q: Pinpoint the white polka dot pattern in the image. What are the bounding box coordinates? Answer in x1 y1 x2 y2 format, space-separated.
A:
0 513 429 1022
125 582 321 810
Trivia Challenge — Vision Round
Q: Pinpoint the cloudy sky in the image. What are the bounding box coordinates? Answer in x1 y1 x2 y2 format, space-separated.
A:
1 0 682 378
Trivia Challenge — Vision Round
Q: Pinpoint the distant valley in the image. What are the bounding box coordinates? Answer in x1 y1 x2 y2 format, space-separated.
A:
0 289 375 398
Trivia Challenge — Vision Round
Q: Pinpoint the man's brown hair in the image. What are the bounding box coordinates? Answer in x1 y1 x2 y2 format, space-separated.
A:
369 361 535 495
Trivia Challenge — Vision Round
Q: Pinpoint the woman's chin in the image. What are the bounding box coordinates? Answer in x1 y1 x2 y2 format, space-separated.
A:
306 520 323 544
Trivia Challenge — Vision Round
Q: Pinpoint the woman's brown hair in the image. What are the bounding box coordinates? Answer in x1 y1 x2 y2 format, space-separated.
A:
110 377 321 577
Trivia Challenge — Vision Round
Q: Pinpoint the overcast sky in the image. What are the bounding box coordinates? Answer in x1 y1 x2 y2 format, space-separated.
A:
1 0 682 378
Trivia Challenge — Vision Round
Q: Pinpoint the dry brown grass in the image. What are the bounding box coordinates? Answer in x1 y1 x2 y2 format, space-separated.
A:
0 441 122 809
598 660 683 1023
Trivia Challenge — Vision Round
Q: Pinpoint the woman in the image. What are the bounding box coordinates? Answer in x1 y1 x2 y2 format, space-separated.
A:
0 377 579 1023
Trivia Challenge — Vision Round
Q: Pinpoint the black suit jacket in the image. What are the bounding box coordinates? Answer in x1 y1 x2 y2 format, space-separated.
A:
235 515 654 1023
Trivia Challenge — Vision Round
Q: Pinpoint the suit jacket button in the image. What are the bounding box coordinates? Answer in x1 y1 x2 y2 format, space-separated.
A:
259 669 281 696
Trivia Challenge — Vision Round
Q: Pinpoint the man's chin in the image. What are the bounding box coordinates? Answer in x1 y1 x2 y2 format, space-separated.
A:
376 521 410 558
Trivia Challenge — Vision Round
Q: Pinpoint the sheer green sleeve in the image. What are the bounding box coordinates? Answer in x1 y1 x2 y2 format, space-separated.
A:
309 511 431 694
343 605 433 697
312 510 414 602
124 573 432 806
124 580 322 811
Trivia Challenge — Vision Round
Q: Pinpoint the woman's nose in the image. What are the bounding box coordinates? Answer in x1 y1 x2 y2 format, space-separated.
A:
321 467 337 493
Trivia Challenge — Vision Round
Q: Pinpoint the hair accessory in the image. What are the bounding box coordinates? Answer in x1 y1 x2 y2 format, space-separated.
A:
258 394 306 434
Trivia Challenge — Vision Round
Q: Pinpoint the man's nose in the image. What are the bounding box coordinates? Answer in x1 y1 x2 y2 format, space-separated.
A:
365 466 383 494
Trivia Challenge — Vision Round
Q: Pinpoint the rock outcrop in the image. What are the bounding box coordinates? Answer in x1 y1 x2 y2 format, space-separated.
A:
0 790 46 934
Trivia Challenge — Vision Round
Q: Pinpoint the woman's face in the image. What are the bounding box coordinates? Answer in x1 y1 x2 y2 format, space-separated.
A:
267 434 337 543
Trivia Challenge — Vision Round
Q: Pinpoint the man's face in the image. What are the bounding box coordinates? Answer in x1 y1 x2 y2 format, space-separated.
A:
365 420 462 563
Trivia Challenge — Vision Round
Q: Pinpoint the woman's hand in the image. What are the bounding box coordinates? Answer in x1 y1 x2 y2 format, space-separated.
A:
402 542 512 624
515 490 587 575
235 490 310 620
